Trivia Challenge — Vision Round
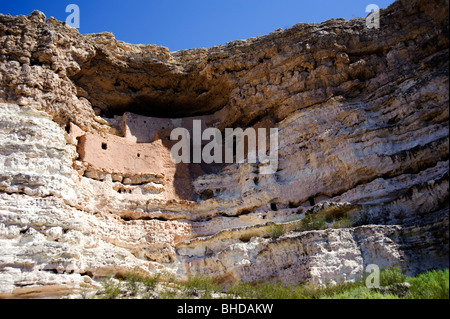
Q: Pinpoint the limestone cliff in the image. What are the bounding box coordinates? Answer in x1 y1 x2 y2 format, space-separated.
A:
0 0 448 298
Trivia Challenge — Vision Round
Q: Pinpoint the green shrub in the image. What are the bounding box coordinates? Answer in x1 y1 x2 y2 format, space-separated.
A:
294 208 355 232
380 266 406 287
227 282 286 299
407 269 449 299
159 287 178 299
296 213 327 231
250 282 296 299
331 216 354 228
122 271 161 295
183 275 221 298
227 268 449 300
228 281 321 299
123 272 141 295
316 280 362 298
98 267 449 300
209 268 450 299
143 273 161 290
101 277 122 299
323 286 400 299
160 270 176 283
268 223 286 239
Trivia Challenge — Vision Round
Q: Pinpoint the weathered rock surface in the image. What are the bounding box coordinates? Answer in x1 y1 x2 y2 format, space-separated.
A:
0 0 448 297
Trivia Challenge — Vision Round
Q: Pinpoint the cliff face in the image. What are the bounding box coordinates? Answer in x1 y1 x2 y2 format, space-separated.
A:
0 0 448 297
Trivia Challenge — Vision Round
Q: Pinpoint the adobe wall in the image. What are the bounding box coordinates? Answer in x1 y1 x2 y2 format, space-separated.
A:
77 130 170 176
123 112 213 145
70 122 203 201
123 112 178 143
70 112 272 201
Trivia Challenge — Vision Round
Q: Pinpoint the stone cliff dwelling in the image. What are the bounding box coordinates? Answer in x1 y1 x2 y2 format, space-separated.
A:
0 0 448 299
70 111 276 201
70 112 210 201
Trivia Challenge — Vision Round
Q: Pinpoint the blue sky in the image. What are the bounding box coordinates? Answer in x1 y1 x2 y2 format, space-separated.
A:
1 0 396 51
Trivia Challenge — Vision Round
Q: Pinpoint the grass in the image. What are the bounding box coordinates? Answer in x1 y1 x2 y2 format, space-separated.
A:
268 223 286 239
96 267 449 299
331 216 354 229
143 272 161 290
227 280 366 299
323 286 400 299
182 275 222 298
159 287 178 299
324 267 448 299
123 272 141 296
227 267 449 299
380 266 406 287
293 208 356 232
100 277 122 299
407 268 449 299
98 271 161 299
227 281 320 299
294 213 328 231
121 271 161 296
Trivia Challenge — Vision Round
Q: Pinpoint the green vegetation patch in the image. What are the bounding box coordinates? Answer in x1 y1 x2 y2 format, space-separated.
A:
93 267 449 299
